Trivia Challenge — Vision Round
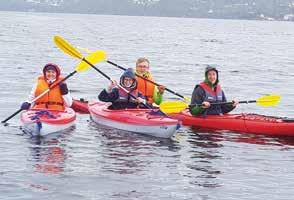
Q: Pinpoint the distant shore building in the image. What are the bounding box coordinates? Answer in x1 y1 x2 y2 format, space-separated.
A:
284 14 294 21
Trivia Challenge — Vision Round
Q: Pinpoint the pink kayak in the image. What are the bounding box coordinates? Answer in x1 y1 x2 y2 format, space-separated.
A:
21 108 76 136
89 101 180 138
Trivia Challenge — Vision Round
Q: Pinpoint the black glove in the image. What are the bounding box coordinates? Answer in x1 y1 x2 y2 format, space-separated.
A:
59 83 68 95
21 102 31 110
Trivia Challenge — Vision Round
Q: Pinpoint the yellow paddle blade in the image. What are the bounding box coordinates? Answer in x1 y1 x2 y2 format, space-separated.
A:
54 35 83 59
159 101 188 114
256 95 281 107
75 50 107 73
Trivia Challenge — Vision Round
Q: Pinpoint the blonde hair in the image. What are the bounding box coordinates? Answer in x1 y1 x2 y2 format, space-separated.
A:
136 57 150 67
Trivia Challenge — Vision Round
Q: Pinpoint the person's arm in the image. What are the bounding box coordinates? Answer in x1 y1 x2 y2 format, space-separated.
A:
98 88 119 102
59 82 73 107
189 86 206 116
28 82 38 102
138 92 146 101
62 92 73 107
152 86 163 105
21 81 38 110
221 91 235 114
136 92 147 105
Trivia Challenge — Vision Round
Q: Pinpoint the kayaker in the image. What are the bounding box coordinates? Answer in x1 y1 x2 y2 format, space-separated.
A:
135 57 165 106
20 63 72 111
189 66 239 116
98 68 146 109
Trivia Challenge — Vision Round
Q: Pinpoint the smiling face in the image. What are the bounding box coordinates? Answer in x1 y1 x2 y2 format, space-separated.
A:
123 77 134 88
207 70 217 85
45 69 57 81
136 61 150 75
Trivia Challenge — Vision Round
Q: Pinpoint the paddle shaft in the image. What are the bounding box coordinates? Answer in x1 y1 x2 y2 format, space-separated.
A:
191 100 256 107
82 59 151 109
107 60 185 99
1 71 77 124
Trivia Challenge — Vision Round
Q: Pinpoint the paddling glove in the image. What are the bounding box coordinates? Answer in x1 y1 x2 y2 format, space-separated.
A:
189 105 205 116
59 83 69 95
21 102 31 110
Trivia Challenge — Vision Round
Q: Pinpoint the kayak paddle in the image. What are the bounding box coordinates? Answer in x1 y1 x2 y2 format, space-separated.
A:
1 50 106 124
159 94 281 114
76 47 190 102
54 36 152 109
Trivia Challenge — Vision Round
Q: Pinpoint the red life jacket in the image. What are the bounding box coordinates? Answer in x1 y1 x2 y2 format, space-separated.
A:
199 82 223 102
198 82 224 115
117 87 139 104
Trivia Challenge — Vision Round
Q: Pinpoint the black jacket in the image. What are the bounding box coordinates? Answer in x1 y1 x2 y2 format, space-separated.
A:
190 85 235 116
98 88 145 110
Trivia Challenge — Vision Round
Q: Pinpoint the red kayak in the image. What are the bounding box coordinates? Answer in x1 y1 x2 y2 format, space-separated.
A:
71 98 89 114
89 101 180 138
71 99 294 136
170 110 294 136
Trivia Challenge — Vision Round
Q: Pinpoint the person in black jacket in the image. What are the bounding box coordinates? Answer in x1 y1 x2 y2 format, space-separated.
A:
98 68 145 110
189 66 239 116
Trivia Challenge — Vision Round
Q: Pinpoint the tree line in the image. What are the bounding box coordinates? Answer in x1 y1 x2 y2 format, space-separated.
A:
1 0 294 20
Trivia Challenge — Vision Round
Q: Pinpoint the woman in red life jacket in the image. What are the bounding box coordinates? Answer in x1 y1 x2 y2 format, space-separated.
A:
20 63 72 111
189 66 239 116
98 68 146 110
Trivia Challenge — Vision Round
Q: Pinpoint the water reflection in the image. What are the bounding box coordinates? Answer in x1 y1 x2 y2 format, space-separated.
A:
27 130 73 175
180 127 294 188
190 127 294 147
90 122 180 175
178 128 223 188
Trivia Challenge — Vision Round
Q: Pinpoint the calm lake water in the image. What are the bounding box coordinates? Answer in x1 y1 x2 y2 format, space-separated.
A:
0 11 294 200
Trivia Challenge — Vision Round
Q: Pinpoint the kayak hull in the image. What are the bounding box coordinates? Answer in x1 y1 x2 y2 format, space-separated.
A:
89 101 180 138
72 99 294 137
71 98 89 114
21 108 76 137
170 110 294 136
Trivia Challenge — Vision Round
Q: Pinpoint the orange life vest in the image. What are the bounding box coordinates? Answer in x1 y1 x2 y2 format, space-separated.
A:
136 75 155 104
33 76 65 111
